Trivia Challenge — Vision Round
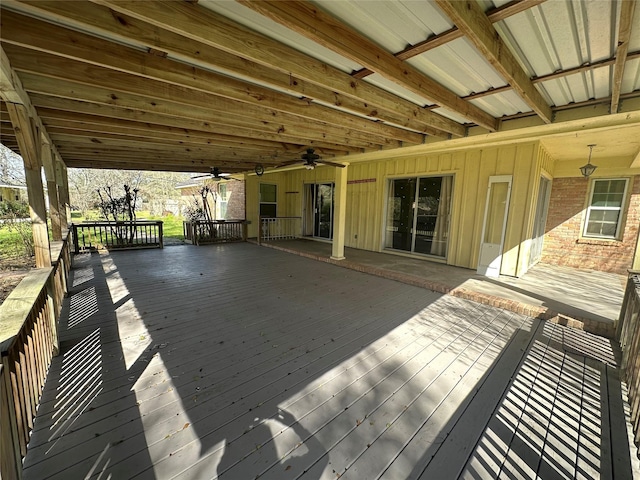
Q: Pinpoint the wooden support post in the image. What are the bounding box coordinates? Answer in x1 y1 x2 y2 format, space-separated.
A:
55 158 70 231
41 142 62 241
6 103 51 268
331 163 349 260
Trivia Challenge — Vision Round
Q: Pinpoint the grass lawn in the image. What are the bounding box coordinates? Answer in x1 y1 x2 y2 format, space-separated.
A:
0 228 28 258
71 211 185 240
140 213 184 239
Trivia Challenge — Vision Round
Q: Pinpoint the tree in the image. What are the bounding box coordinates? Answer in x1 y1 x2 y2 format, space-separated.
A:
0 144 25 185
68 168 191 217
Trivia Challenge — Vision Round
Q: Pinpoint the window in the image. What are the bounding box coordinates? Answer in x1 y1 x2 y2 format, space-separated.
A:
584 178 628 239
259 183 277 217
385 176 453 257
217 183 228 219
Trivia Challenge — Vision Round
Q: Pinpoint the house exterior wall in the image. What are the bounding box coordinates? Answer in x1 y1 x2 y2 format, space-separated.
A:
225 180 245 220
541 174 640 274
247 141 548 277
0 186 27 202
179 180 245 220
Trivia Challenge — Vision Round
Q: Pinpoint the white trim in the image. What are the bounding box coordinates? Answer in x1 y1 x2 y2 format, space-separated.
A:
478 175 513 277
582 177 629 240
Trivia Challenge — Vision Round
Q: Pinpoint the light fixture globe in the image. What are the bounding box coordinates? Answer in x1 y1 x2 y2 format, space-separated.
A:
579 162 597 178
580 144 597 178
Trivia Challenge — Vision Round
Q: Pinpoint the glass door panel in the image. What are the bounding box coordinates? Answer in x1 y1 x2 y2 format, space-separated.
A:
315 184 333 239
414 177 442 255
385 176 452 257
386 179 416 252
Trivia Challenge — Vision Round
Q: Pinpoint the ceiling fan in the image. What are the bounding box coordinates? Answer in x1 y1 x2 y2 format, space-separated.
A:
277 148 345 170
191 167 238 181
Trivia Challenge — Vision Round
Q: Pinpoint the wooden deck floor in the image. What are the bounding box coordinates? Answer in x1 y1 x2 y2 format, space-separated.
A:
23 244 639 479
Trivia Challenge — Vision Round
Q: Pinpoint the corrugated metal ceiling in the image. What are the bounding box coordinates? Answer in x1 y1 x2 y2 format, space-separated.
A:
1 0 639 171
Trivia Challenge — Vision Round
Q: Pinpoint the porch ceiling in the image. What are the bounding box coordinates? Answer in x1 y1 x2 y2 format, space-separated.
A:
1 0 640 173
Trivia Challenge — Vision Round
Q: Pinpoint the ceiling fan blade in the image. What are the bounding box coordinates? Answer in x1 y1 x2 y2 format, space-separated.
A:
318 160 346 168
191 173 212 179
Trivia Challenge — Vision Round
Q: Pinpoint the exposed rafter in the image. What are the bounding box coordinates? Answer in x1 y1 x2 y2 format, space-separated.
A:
611 0 637 113
0 0 636 173
435 0 552 124
351 0 546 80
68 0 467 137
239 0 499 131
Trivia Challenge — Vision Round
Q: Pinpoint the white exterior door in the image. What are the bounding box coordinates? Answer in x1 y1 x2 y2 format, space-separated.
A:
477 175 512 277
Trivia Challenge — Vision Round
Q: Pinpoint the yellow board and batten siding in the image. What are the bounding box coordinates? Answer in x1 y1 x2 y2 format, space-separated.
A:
247 142 552 277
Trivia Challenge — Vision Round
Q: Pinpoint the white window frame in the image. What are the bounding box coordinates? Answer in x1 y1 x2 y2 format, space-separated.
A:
583 178 629 240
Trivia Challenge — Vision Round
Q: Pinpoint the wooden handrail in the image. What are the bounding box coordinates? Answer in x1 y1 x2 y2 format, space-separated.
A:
183 220 247 245
0 231 71 479
617 270 640 459
71 220 163 253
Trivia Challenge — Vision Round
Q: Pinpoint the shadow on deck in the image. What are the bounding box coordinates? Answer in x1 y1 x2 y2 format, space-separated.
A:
256 239 626 337
22 243 639 479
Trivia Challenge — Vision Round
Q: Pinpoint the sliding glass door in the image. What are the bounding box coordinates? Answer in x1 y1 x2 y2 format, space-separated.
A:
385 176 453 258
304 183 334 239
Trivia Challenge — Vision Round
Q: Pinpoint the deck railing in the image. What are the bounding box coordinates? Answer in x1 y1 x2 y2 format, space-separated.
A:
617 270 640 457
183 220 247 245
258 216 302 244
1 231 72 479
71 221 163 253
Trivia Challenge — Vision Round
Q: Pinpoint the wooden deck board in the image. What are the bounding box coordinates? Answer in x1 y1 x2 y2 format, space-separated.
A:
20 244 638 479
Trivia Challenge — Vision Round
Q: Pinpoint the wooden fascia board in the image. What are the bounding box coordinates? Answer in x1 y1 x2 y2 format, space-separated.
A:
611 0 637 113
338 110 640 164
435 0 553 124
84 0 465 136
630 148 640 168
237 0 498 131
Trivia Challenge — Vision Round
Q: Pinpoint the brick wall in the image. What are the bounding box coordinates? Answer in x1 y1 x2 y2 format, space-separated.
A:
541 176 640 274
179 180 245 220
225 180 245 220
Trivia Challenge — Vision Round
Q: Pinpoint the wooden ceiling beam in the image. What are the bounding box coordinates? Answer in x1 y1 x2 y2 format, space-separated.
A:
238 0 498 131
6 0 464 137
611 0 637 113
435 0 552 124
55 146 286 168
18 72 401 150
43 118 347 155
5 45 424 147
353 0 546 79
0 16 443 141
31 95 384 152
47 129 293 154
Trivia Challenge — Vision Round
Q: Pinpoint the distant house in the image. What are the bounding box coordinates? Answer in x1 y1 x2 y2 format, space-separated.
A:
176 177 245 220
0 183 27 203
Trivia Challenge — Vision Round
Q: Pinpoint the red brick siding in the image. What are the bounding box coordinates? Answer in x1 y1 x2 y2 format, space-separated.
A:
179 181 245 220
541 176 640 274
225 180 245 220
